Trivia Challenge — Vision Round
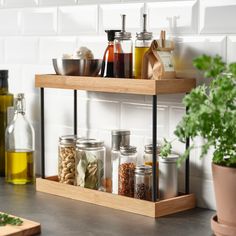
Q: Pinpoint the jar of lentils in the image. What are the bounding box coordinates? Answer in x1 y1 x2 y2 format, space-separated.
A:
134 165 152 201
58 135 77 185
118 145 137 197
76 139 106 191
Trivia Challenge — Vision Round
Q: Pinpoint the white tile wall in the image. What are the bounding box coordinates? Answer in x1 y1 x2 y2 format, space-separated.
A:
0 9 20 35
39 37 77 64
147 1 198 34
3 0 38 8
199 0 236 34
99 3 144 33
58 5 98 35
1 0 236 210
227 36 236 63
20 8 57 35
5 37 39 64
39 0 77 6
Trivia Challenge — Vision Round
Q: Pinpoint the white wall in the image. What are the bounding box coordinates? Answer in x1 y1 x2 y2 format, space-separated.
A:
1 0 236 210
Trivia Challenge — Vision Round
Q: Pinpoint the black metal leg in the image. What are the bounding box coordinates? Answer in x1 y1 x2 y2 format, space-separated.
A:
74 90 77 135
40 88 45 179
152 95 157 202
185 103 190 194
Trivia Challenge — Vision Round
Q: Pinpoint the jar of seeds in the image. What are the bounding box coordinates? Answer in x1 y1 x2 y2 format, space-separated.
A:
58 135 77 185
134 165 152 201
118 145 137 197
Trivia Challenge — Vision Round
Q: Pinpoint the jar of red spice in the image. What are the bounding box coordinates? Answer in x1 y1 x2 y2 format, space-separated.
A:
118 145 137 197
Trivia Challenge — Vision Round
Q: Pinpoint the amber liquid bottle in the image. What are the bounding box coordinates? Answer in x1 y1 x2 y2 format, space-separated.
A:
0 70 13 176
101 30 120 77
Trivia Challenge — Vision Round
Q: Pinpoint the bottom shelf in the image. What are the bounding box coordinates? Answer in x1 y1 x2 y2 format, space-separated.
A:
36 177 196 218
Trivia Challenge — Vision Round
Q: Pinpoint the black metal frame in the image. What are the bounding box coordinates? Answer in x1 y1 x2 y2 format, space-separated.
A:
40 89 190 202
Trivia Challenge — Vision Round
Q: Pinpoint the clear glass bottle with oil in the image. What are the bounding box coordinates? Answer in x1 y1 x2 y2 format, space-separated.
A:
0 70 13 176
5 93 35 184
134 14 153 79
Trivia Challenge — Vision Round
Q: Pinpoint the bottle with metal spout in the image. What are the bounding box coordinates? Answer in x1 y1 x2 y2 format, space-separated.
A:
5 93 35 184
114 14 133 78
134 14 153 79
0 70 13 176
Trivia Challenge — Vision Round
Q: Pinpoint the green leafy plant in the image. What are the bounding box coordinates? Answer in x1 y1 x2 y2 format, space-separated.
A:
174 55 236 167
0 213 23 226
160 138 172 158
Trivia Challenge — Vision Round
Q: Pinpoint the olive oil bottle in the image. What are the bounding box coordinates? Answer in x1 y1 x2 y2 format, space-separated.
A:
5 93 35 184
0 70 13 176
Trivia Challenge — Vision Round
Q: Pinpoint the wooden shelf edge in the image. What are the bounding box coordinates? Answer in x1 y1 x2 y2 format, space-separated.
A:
35 74 196 95
36 178 196 218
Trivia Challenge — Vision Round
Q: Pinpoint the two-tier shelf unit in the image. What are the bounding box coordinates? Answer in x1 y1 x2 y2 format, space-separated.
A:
35 75 196 218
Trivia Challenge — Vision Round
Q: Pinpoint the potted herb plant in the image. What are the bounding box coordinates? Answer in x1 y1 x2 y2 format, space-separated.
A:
174 55 236 236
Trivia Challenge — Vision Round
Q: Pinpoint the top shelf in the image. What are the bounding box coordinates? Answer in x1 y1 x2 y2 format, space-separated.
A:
35 75 196 95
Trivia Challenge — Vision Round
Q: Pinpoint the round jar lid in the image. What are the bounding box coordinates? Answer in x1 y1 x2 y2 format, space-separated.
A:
135 165 152 175
159 154 179 163
76 139 104 148
111 130 130 136
136 32 153 40
120 145 137 155
115 31 132 40
59 135 78 144
144 144 161 154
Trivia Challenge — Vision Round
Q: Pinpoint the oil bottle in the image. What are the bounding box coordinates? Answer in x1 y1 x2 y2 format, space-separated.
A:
101 30 121 77
0 70 13 176
5 93 35 184
134 14 153 79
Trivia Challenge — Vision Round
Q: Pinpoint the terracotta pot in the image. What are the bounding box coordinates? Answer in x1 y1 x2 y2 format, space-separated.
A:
212 163 236 228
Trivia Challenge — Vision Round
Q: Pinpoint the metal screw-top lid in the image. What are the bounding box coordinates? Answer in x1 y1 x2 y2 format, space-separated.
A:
159 154 179 163
135 165 152 175
136 14 153 40
76 139 104 148
145 143 161 154
115 14 132 40
112 130 130 151
120 145 137 155
59 135 78 144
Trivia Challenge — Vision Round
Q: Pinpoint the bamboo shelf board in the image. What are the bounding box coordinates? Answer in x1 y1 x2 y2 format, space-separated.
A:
35 75 196 95
0 212 41 236
36 177 196 218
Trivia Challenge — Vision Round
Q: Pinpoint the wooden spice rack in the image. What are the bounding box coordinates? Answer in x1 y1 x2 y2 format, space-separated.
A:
35 74 196 218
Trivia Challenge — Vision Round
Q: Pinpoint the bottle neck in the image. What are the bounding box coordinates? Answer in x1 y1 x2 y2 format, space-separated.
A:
14 96 26 115
0 78 9 94
108 41 114 46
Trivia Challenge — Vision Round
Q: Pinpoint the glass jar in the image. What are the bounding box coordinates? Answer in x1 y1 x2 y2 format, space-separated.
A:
5 94 35 184
134 14 153 79
111 130 130 194
134 165 152 201
58 135 77 185
118 145 137 197
76 139 106 191
114 14 133 78
143 144 160 167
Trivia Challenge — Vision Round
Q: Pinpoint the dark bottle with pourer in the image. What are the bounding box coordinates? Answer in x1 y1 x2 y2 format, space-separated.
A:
101 30 121 78
114 15 133 78
0 70 13 176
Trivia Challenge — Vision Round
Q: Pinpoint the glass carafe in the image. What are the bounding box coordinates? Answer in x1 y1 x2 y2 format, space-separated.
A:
5 93 35 184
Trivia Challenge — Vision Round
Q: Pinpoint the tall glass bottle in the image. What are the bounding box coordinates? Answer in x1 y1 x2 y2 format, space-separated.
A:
101 30 121 78
114 15 133 78
5 93 35 184
134 14 153 79
0 70 13 176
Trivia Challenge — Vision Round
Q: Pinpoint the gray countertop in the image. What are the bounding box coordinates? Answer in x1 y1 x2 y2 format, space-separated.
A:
0 178 214 236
